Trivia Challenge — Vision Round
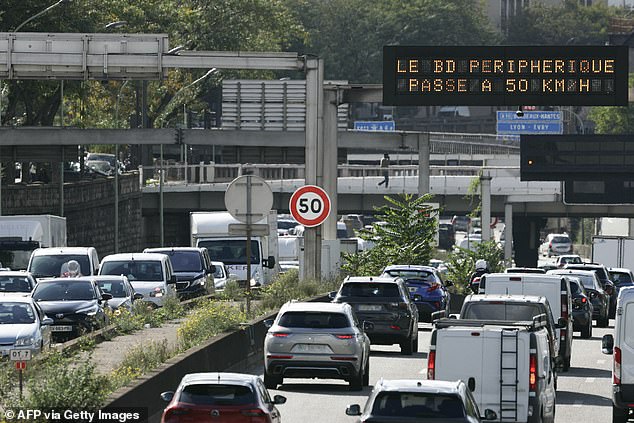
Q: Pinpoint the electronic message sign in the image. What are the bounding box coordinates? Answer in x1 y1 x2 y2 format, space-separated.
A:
383 46 628 106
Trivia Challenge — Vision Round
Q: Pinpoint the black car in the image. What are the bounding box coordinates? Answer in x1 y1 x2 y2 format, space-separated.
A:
31 277 111 342
567 276 593 339
564 263 616 318
330 276 419 355
550 269 609 328
144 247 215 299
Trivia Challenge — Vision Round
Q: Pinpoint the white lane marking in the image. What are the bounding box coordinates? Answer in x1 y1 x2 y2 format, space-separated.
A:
573 400 583 408
585 377 595 383
597 359 606 365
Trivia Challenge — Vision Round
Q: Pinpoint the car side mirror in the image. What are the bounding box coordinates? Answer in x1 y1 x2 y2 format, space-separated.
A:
101 293 113 301
345 404 362 416
483 409 498 421
602 334 614 355
42 317 53 326
362 321 374 331
160 391 174 402
263 319 274 328
556 317 567 329
133 292 144 301
209 265 216 274
264 256 276 269
272 394 286 405
328 291 337 300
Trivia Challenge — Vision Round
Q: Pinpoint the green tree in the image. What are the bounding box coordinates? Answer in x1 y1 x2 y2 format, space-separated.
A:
444 240 505 294
589 106 634 134
341 193 438 276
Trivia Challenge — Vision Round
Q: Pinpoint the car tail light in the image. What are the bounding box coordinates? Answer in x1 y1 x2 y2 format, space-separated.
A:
163 407 191 422
434 301 441 309
427 350 436 379
581 297 587 303
427 283 440 293
272 332 290 337
562 294 568 319
241 408 268 419
615 347 622 385
390 325 402 330
334 334 354 339
529 353 537 391
267 354 293 359
390 302 408 310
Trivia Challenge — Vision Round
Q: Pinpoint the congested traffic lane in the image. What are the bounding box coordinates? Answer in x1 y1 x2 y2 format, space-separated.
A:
258 323 613 422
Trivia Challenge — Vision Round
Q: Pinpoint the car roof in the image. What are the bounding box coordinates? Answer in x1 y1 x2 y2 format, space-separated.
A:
179 372 257 386
0 271 34 278
32 247 94 256
91 275 128 282
38 276 96 284
211 261 226 266
281 302 349 313
565 263 605 269
609 268 632 273
101 253 169 262
375 379 462 394
144 247 204 253
465 294 547 304
549 269 597 277
383 265 435 272
0 296 36 304
344 276 400 284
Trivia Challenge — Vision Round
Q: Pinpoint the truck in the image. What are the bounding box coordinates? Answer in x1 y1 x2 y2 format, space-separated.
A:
190 211 278 286
0 215 66 270
592 235 634 270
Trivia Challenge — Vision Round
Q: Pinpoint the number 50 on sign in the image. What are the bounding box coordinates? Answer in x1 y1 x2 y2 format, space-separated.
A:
289 185 331 227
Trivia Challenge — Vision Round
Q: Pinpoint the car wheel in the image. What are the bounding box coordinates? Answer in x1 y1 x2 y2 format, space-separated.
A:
612 406 629 423
400 337 414 355
581 320 592 339
349 368 363 391
264 371 281 390
362 357 370 386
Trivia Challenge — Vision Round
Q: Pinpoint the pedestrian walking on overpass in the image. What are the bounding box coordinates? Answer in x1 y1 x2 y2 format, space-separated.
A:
377 153 390 188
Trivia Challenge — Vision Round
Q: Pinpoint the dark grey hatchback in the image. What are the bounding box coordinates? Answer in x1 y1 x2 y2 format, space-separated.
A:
330 276 418 355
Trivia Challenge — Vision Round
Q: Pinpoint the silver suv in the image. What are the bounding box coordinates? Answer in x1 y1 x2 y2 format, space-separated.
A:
263 301 371 391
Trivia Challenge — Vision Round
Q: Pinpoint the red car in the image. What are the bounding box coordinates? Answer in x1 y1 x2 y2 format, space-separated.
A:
161 372 286 423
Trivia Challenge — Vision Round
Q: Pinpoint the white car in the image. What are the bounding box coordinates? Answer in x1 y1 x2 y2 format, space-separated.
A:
540 233 573 257
211 261 237 289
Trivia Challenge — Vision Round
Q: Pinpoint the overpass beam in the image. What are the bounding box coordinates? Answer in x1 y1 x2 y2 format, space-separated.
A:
480 175 492 241
504 202 513 262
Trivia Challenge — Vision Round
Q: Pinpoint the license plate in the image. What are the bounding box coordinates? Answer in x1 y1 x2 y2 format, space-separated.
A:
358 304 382 311
291 344 331 353
51 325 73 332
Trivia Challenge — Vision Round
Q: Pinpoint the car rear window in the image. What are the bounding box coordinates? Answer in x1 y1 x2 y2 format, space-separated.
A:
372 392 465 418
179 384 255 405
340 282 401 298
462 303 543 321
385 270 435 281
278 312 350 329
552 236 571 243
610 271 634 286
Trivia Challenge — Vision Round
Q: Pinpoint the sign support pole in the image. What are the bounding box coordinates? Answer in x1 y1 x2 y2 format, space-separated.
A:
18 366 23 400
246 175 252 315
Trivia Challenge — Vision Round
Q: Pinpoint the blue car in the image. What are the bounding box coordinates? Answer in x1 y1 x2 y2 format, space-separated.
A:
381 265 453 323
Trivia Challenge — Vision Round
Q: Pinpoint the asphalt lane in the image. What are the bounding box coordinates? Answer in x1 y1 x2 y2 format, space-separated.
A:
263 322 614 422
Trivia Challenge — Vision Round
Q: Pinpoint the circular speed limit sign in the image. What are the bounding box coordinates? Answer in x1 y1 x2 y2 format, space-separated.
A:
289 185 331 227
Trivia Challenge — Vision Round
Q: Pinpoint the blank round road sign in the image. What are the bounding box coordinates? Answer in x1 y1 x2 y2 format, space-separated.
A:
289 185 331 227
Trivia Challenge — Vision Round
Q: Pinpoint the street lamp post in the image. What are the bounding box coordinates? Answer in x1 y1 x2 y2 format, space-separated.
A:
13 0 72 32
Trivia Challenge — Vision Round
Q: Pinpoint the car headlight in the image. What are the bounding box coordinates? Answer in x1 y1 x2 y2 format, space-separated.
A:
192 276 205 286
149 287 165 297
15 336 34 347
76 305 99 316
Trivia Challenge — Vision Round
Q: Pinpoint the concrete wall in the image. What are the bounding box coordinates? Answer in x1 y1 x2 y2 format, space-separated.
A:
1 173 143 257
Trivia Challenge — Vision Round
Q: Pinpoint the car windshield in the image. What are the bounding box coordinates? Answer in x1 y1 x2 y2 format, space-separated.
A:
198 240 261 265
340 282 401 298
155 251 202 272
562 274 596 290
32 281 96 301
278 311 350 329
372 392 465 418
179 384 255 406
569 281 583 295
0 276 32 292
462 302 543 321
30 255 91 278
97 280 127 298
384 270 435 281
560 256 581 264
610 271 634 286
213 265 226 279
0 302 35 324
100 260 164 282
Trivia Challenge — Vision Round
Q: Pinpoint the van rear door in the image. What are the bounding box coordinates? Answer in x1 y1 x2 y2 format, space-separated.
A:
619 301 634 384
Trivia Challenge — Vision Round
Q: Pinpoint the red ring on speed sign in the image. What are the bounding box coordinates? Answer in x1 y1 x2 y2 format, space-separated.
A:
289 185 331 227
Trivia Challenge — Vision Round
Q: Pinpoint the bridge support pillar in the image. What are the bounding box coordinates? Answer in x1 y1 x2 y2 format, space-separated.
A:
480 175 492 241
418 133 430 196
322 87 338 242
504 202 513 262
513 215 545 267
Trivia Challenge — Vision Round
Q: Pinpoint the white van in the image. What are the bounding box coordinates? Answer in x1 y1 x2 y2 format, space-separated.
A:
98 253 177 307
429 318 556 423
28 247 100 281
479 273 573 371
602 286 634 422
